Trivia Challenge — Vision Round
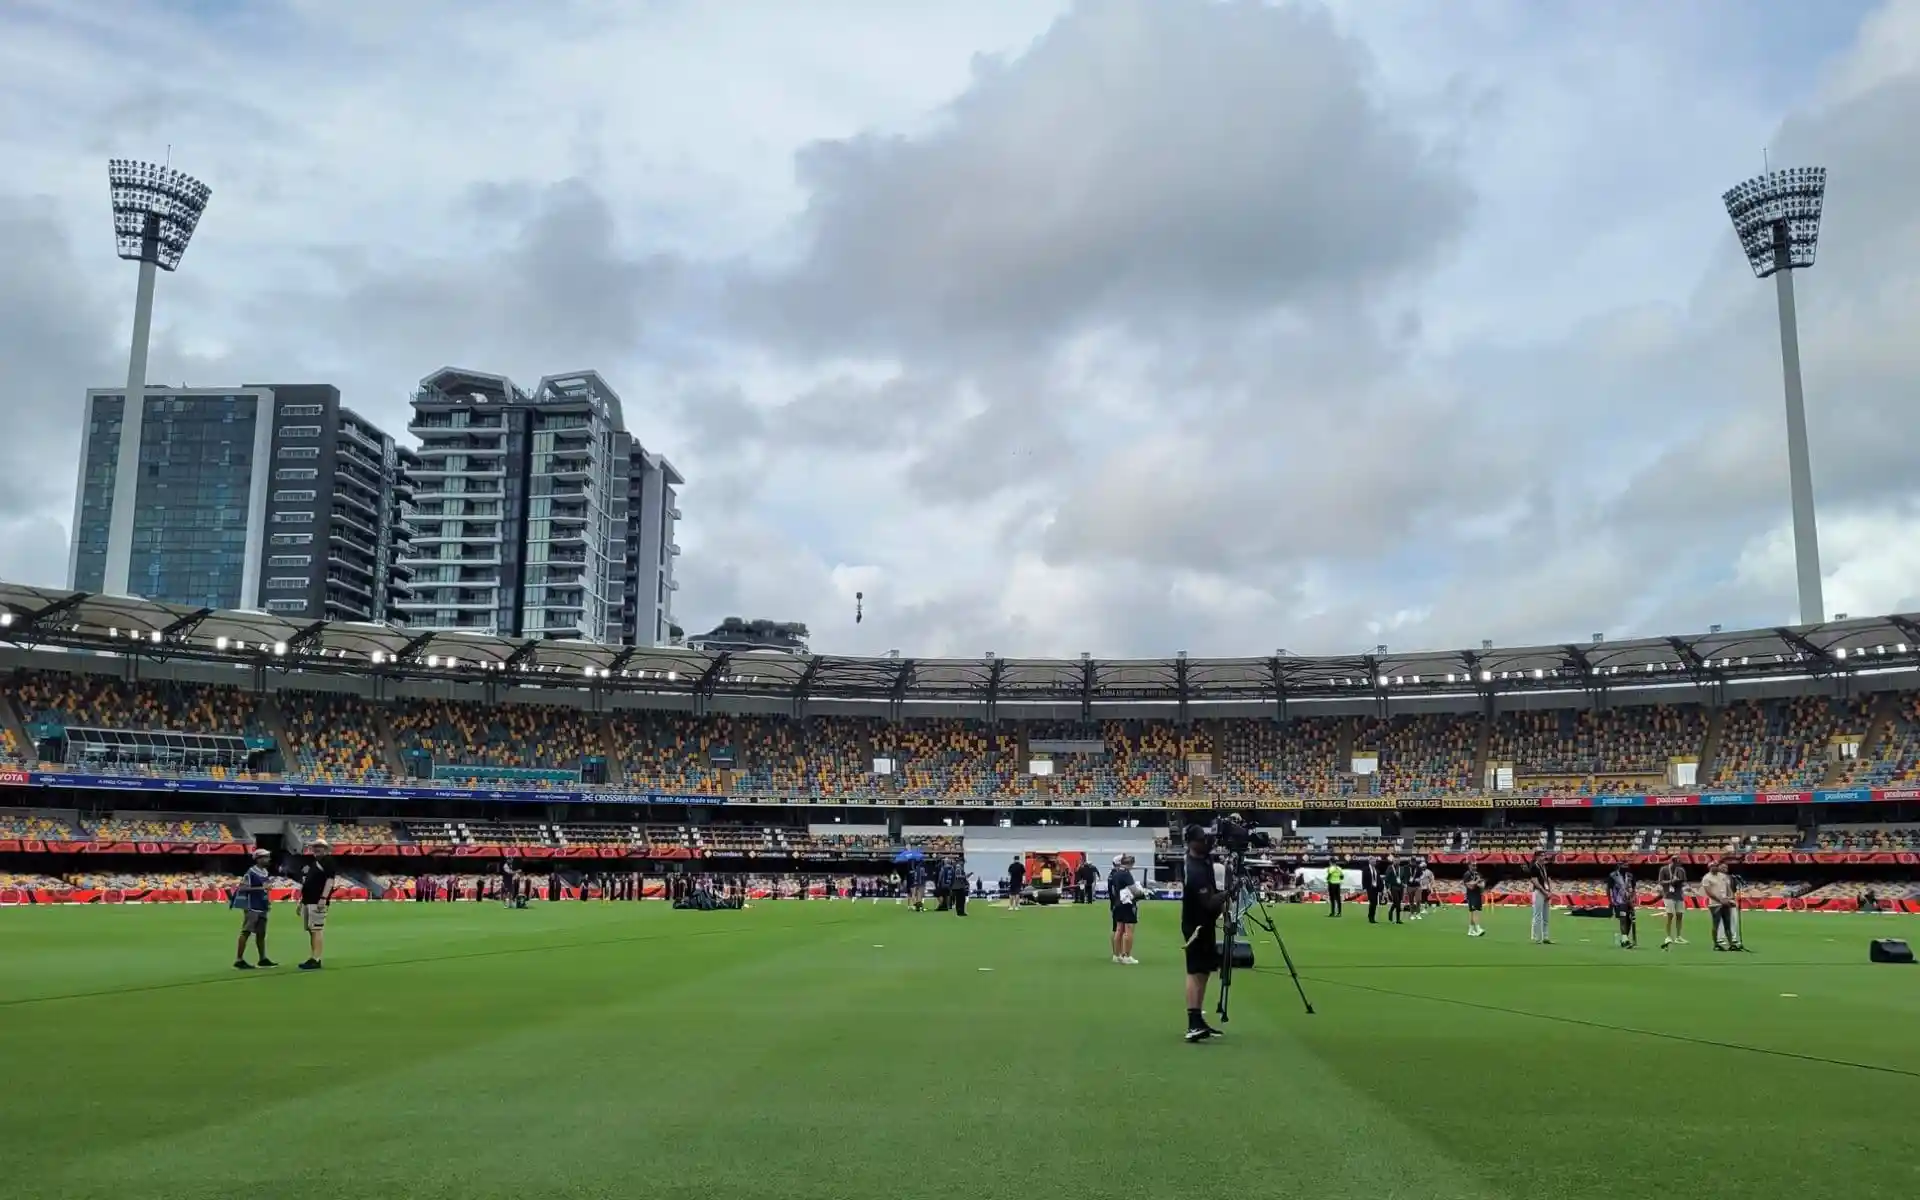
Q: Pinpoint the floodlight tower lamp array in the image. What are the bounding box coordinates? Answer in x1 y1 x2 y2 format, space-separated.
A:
1722 167 1828 628
101 160 213 598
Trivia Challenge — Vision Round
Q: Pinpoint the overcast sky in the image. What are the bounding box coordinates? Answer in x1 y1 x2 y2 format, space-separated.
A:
4 0 1919 658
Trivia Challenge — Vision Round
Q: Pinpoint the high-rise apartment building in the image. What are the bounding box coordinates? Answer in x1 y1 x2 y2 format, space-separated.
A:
398 367 680 644
68 385 415 622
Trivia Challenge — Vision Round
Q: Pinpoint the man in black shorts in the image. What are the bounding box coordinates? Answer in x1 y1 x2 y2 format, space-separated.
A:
1180 824 1230 1042
1005 857 1026 911
1462 859 1487 938
296 840 335 971
1107 854 1140 964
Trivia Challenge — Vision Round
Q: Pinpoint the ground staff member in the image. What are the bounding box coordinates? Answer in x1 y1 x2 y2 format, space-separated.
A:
232 847 277 970
297 839 335 971
1075 859 1098 906
1364 856 1382 924
1179 824 1229 1043
1325 862 1344 917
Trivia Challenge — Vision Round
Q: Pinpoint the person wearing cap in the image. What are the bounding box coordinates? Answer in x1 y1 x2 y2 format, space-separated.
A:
297 839 336 970
1107 854 1142 964
1180 823 1228 1042
232 848 278 970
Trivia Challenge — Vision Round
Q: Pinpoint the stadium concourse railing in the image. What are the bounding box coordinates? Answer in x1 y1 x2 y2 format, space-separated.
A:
5 763 1920 811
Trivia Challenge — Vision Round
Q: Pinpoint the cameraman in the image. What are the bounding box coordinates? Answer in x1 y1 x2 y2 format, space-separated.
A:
1180 824 1230 1043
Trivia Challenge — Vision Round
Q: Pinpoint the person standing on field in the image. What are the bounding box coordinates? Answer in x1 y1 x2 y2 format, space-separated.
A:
297 840 336 971
1658 854 1690 949
233 847 278 970
1461 860 1487 938
1527 849 1553 945
1107 854 1140 964
1702 859 1742 951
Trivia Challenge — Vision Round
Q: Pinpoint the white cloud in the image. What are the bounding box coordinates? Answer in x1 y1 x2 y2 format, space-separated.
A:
1 0 1916 660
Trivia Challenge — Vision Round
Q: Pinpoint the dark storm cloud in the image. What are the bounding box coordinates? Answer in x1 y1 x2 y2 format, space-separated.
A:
740 0 1471 359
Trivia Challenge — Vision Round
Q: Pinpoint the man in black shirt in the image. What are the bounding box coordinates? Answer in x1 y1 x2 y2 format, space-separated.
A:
1180 824 1229 1042
297 840 335 971
1005 858 1026 911
1107 854 1140 964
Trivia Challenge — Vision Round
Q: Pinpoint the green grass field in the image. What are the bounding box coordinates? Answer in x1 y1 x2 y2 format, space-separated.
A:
2 900 1916 1200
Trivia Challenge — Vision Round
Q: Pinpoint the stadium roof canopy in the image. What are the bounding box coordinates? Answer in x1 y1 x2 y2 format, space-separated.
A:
3 582 1918 705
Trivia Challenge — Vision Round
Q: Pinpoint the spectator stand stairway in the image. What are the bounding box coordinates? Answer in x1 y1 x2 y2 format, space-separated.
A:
0 687 37 766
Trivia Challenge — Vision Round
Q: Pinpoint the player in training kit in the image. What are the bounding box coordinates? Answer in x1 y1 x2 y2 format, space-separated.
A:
1461 861 1487 938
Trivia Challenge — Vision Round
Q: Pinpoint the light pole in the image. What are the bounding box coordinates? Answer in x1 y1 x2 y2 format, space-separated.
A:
104 159 211 597
1722 167 1827 626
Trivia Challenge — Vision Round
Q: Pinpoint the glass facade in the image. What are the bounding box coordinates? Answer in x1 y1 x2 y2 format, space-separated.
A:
126 395 259 609
72 396 124 592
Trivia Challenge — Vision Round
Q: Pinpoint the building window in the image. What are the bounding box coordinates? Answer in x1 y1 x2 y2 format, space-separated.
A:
272 511 314 525
265 599 308 613
281 425 321 439
269 533 313 546
275 468 318 482
278 446 319 460
273 489 317 502
280 404 324 417
266 576 308 590
268 555 312 568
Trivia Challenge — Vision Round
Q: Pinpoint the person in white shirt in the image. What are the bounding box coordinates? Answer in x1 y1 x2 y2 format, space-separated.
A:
1700 860 1742 951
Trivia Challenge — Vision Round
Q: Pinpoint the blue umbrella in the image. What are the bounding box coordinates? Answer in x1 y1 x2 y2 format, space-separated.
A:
893 848 925 864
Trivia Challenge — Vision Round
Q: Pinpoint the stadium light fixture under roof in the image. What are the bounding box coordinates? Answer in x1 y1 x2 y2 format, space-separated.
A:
1722 166 1828 627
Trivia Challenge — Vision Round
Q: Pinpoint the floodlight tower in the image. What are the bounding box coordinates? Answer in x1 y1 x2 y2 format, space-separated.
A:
103 159 212 596
1722 167 1827 626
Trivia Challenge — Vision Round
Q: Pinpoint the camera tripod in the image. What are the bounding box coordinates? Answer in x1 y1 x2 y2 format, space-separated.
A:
1216 881 1315 1022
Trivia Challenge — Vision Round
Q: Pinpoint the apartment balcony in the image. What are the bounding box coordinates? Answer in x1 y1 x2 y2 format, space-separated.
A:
323 595 376 618
416 439 506 459
330 553 375 581
669 542 681 556
412 413 505 432
333 484 378 519
326 572 373 600
394 595 495 611
398 553 502 571
408 530 504 547
411 485 502 501
330 508 378 540
411 464 506 480
340 419 384 455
